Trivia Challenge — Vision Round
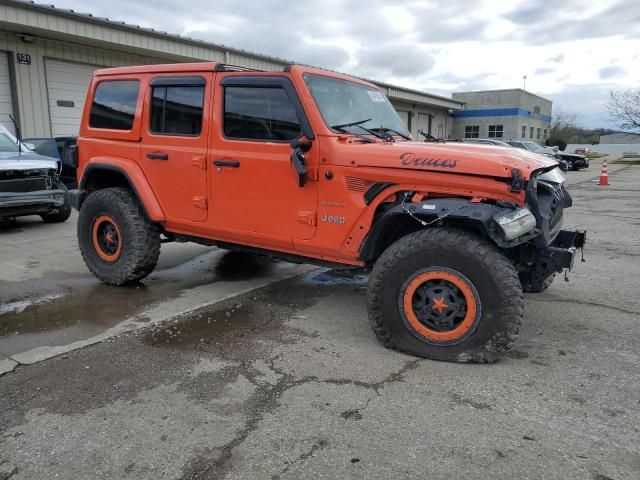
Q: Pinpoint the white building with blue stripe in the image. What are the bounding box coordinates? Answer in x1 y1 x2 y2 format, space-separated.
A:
451 89 552 143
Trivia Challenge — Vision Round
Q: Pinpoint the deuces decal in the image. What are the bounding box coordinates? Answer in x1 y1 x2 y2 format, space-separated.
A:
400 152 457 169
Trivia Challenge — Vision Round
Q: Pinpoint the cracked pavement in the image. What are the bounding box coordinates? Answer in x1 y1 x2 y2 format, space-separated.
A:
1 164 639 479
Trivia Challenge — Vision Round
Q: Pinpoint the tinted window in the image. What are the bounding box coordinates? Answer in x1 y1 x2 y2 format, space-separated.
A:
151 85 204 135
224 87 300 141
89 80 139 130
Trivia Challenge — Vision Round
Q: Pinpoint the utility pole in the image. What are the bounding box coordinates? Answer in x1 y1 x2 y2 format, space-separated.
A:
523 75 527 91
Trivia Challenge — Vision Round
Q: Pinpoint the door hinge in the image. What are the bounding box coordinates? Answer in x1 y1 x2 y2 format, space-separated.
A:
192 196 208 210
298 210 316 226
192 156 207 170
307 167 319 181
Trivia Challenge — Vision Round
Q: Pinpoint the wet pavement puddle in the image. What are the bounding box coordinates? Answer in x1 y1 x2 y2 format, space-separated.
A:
142 269 365 352
0 250 282 357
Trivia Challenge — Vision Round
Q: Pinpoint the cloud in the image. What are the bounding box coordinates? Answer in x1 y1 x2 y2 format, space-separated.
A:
356 45 435 79
599 66 626 79
44 0 640 128
504 4 550 25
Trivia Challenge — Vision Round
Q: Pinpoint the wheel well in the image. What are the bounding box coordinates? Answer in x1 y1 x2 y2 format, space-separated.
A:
361 213 488 265
82 168 131 192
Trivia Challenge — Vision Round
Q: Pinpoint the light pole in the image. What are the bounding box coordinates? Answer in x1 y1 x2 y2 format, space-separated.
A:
523 75 527 91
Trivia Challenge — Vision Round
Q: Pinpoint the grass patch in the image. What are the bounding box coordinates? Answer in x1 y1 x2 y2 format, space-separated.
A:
585 152 607 159
622 152 640 158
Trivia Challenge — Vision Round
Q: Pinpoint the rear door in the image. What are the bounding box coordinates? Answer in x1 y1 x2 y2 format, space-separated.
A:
140 74 211 223
210 74 318 240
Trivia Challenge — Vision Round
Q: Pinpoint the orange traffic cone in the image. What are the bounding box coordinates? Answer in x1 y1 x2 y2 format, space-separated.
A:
598 159 609 186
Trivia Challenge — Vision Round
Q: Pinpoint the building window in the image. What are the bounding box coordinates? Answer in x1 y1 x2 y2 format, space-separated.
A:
89 80 140 130
530 126 534 139
464 125 479 138
534 106 541 114
537 127 541 139
224 86 301 141
543 128 547 139
522 125 526 138
488 125 504 138
151 83 204 136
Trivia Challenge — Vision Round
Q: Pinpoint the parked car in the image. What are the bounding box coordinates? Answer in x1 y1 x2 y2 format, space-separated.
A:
69 62 586 363
463 138 512 147
23 136 78 188
0 124 71 223
507 141 589 171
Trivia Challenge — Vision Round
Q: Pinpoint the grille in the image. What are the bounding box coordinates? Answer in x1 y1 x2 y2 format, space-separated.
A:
0 177 48 193
344 176 374 192
548 189 564 236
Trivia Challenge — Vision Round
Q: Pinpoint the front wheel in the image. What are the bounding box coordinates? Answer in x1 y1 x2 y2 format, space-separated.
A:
41 183 72 223
78 188 160 285
367 228 524 363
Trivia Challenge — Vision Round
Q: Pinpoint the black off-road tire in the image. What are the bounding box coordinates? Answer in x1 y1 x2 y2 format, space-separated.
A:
78 187 160 285
367 227 524 363
520 272 556 293
40 183 72 223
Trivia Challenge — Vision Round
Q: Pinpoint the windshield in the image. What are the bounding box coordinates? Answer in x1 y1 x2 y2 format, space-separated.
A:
521 141 545 152
0 124 31 153
304 74 410 137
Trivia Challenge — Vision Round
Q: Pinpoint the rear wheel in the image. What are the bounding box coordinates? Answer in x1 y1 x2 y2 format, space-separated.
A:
78 188 160 285
367 228 523 363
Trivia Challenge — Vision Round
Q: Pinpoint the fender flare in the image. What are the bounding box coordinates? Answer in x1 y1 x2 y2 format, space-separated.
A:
79 158 165 222
359 197 535 262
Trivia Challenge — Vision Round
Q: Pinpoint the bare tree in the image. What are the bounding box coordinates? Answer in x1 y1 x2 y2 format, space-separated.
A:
550 107 581 145
607 89 640 132
551 107 579 131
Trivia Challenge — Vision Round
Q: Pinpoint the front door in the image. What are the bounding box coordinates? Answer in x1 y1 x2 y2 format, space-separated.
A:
210 74 317 240
140 74 211 223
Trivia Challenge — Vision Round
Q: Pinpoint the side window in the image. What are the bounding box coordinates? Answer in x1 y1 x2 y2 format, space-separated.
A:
89 80 139 130
150 84 204 136
224 86 301 141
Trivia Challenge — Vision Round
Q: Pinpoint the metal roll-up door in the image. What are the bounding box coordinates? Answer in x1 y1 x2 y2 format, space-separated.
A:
46 59 101 136
0 51 14 133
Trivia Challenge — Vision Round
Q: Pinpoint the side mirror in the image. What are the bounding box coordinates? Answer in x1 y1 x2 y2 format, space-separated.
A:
290 140 312 188
290 149 307 187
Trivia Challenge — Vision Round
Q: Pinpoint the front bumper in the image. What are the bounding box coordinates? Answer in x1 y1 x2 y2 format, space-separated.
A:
533 229 586 279
0 189 66 216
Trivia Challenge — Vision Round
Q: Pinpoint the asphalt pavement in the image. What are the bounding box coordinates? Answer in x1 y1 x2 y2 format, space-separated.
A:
0 161 639 479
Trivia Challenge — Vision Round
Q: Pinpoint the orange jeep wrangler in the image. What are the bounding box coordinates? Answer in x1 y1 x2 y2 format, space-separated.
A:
69 62 585 362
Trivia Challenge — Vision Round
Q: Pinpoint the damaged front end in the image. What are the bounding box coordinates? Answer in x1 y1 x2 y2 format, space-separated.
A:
0 167 66 218
509 166 586 289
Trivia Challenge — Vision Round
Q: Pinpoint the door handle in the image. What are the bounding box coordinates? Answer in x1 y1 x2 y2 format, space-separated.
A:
214 159 240 168
147 152 169 160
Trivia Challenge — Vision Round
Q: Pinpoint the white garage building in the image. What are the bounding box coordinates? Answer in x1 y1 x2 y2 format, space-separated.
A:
0 0 463 139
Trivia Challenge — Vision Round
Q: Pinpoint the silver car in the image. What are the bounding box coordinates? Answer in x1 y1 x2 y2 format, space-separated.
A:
0 124 71 223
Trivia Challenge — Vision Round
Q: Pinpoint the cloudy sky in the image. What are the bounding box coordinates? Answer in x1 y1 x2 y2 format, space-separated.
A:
55 0 639 128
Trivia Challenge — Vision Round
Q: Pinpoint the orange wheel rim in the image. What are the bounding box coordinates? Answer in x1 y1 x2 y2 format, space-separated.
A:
92 214 122 263
401 269 480 343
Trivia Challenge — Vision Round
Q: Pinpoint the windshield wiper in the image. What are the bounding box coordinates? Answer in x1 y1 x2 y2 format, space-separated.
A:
331 119 391 142
374 127 411 141
332 122 375 144
331 119 372 130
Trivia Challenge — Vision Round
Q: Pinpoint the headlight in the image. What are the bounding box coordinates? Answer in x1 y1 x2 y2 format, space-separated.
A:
494 207 537 240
